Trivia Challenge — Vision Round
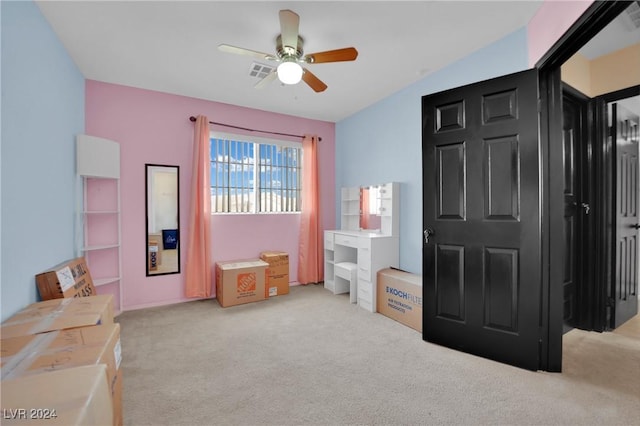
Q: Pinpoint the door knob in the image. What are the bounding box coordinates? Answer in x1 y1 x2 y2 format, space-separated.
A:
424 228 435 244
581 203 590 215
632 224 640 230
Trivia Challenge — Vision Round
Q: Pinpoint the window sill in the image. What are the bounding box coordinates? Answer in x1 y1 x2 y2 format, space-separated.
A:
211 211 301 216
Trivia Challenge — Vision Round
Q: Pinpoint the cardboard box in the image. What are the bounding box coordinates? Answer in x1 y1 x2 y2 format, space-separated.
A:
377 268 423 332
35 257 96 301
1 323 123 425
260 251 290 297
215 259 268 307
0 295 114 339
148 239 160 271
0 364 113 425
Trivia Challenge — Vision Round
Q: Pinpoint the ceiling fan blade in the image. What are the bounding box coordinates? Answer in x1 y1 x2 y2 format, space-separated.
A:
279 10 300 51
304 47 358 64
254 70 278 89
218 44 277 61
302 68 327 93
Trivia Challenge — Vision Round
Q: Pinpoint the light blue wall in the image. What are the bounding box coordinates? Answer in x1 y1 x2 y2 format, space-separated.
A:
335 28 529 275
1 1 84 321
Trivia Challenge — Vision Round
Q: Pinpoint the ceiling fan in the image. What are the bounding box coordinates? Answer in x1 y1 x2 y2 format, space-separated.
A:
218 9 358 93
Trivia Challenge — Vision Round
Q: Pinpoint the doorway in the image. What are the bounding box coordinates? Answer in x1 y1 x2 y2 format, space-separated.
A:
560 86 640 333
542 0 639 370
557 1 640 333
561 84 591 333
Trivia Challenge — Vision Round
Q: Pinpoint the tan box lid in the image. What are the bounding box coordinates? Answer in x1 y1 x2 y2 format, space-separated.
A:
378 268 422 286
0 295 113 339
217 259 269 270
1 364 113 425
260 251 289 259
260 251 289 267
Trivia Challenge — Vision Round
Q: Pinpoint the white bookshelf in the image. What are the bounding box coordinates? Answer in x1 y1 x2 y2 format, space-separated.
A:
76 135 122 314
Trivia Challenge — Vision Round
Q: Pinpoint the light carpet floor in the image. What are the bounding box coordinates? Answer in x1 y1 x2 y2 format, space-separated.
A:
116 284 640 426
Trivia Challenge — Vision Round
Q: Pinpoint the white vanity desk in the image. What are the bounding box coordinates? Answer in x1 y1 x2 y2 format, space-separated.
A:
324 182 400 312
324 230 399 312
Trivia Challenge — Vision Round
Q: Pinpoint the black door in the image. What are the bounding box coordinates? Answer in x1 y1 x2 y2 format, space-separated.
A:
561 86 591 331
612 100 639 328
422 69 542 371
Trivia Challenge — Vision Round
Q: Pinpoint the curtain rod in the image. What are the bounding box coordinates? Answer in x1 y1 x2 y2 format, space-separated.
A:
189 116 321 141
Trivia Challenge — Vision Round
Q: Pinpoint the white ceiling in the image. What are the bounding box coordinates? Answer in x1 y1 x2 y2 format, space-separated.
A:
36 0 545 123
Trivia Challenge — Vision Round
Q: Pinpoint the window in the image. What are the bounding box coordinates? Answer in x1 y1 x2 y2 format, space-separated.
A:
210 133 302 213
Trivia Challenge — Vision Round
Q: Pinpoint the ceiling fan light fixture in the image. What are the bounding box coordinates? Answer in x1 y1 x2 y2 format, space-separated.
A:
277 61 303 85
219 9 357 92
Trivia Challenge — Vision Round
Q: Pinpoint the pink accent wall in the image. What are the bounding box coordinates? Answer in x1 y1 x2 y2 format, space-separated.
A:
85 80 335 311
527 0 594 67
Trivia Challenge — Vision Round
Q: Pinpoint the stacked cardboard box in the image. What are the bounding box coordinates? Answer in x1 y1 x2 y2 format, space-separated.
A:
260 251 290 297
0 295 122 425
0 295 113 339
1 365 113 425
35 257 96 300
215 259 269 307
376 268 423 332
1 324 123 425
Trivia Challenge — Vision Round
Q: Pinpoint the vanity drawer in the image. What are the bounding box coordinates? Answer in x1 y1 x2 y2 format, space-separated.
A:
358 264 371 281
357 247 371 267
358 237 371 250
358 297 374 313
357 279 373 302
324 232 334 250
334 233 358 248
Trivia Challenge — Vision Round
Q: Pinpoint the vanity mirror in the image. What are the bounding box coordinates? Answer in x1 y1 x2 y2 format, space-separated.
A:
359 186 382 230
341 182 398 235
145 164 180 276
